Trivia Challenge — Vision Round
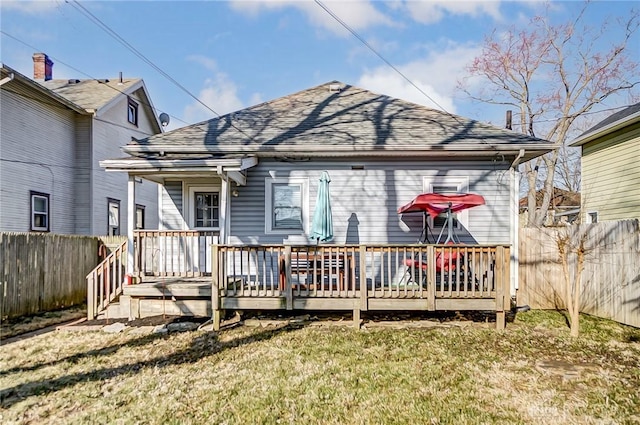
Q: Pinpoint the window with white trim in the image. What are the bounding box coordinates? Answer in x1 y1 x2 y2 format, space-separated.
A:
127 97 138 126
587 211 598 224
423 176 470 229
186 184 221 230
265 177 308 234
30 191 49 232
108 198 120 236
135 204 145 229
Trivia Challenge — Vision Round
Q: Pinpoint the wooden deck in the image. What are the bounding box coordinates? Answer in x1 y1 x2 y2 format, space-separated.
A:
88 236 512 329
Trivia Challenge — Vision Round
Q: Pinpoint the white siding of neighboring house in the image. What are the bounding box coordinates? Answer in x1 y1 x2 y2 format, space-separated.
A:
581 124 640 222
91 93 159 235
0 86 78 233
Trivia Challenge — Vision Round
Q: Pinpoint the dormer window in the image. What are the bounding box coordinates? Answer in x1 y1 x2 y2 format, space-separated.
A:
127 97 138 126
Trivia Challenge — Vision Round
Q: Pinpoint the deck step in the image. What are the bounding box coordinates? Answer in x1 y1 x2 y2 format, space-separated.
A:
96 302 128 320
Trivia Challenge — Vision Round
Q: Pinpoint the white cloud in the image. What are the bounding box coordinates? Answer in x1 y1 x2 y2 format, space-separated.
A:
402 0 502 24
357 42 482 114
248 92 265 107
182 56 245 123
186 55 218 72
229 0 395 36
1 0 60 14
183 74 245 124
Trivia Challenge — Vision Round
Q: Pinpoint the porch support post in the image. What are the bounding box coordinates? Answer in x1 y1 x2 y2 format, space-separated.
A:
219 170 229 244
127 174 135 278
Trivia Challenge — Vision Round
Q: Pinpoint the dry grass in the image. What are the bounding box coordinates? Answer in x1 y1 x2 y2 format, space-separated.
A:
1 307 85 340
1 311 639 424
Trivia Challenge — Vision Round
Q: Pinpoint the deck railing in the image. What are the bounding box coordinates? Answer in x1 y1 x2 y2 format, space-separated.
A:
86 239 127 319
134 230 218 277
213 244 509 302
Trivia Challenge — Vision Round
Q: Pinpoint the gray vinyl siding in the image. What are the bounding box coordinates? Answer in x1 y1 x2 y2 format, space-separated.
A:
0 87 77 233
227 159 512 246
91 96 159 234
160 181 184 230
74 115 92 234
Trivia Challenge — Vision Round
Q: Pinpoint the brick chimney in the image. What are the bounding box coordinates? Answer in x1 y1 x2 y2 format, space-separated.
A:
33 53 54 81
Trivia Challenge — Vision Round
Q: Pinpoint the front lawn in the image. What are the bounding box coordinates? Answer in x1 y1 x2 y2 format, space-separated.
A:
1 311 638 424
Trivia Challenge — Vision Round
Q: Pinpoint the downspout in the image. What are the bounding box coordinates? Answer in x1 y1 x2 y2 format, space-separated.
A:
509 149 525 298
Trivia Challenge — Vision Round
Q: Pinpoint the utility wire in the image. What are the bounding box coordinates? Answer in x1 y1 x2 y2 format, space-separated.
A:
0 30 189 127
314 0 462 123
67 0 256 140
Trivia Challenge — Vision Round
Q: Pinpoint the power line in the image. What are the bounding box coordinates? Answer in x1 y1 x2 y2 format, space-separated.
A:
0 157 98 172
67 0 256 141
0 30 189 127
510 104 635 123
314 0 461 124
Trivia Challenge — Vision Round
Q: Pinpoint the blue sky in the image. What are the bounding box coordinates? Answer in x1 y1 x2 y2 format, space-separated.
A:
1 0 638 132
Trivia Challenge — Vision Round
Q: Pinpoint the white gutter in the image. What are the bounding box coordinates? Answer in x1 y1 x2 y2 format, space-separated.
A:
0 72 14 86
510 149 525 169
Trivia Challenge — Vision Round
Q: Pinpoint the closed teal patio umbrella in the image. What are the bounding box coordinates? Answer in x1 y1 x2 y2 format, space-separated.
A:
311 171 333 243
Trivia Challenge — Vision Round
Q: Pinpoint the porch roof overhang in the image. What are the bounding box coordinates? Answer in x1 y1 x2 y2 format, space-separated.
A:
99 156 258 186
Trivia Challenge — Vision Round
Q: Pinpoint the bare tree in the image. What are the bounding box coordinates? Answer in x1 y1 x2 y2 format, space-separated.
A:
557 231 586 337
460 2 640 227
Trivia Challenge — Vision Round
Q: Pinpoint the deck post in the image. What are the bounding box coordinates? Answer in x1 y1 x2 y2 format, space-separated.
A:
495 246 506 330
126 174 136 278
212 243 221 330
359 245 368 312
284 246 293 310
87 273 95 320
353 307 361 330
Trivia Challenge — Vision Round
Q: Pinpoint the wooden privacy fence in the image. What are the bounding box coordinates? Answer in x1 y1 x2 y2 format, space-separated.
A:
0 233 101 319
518 220 640 328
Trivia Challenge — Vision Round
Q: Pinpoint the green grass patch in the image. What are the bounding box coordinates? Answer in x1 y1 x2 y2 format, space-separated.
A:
1 311 638 424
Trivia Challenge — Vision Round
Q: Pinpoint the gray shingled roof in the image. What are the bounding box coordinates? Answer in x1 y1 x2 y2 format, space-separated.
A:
126 81 554 158
40 78 140 111
579 102 640 137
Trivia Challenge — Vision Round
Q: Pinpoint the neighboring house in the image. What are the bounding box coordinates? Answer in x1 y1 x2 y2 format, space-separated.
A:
570 103 640 223
102 81 554 293
519 187 581 226
0 53 162 235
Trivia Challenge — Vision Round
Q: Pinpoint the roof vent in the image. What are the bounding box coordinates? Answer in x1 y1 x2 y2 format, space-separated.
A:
97 79 109 84
328 83 342 93
68 79 80 84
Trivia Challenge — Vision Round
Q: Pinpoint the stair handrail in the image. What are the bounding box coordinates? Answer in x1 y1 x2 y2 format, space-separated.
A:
86 239 128 320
